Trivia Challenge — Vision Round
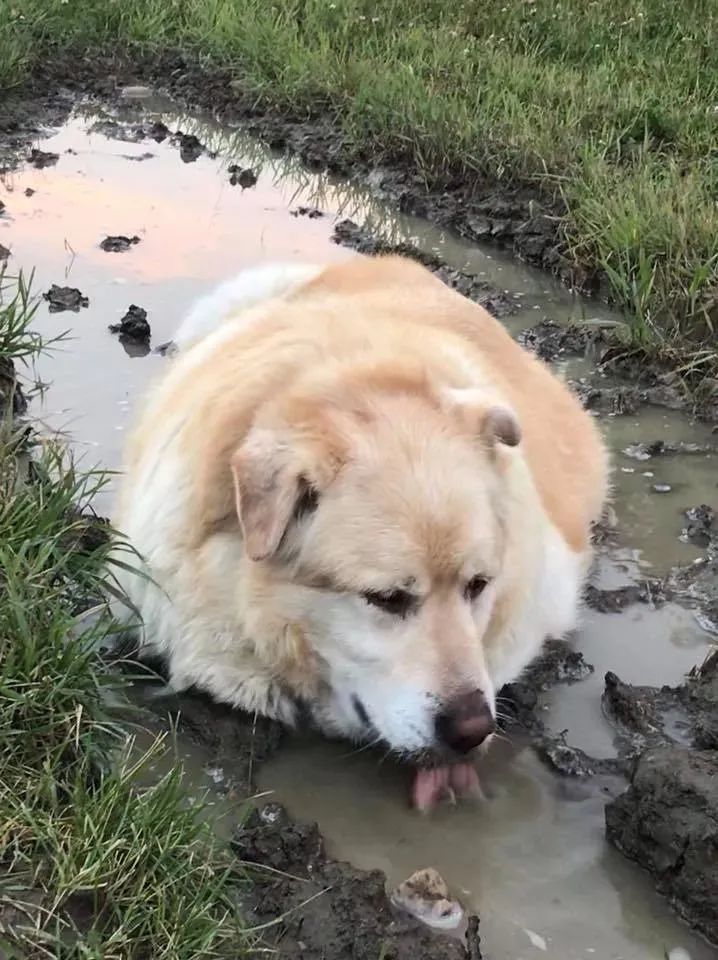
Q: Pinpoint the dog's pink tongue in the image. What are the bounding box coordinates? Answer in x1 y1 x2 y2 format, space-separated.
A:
411 763 482 812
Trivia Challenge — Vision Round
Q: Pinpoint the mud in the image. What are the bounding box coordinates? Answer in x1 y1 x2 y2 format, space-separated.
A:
0 357 27 418
176 132 204 163
27 148 59 169
228 164 257 188
235 804 483 960
108 304 151 344
43 284 89 313
595 653 718 941
606 748 718 944
332 219 517 318
99 234 141 253
2 83 717 957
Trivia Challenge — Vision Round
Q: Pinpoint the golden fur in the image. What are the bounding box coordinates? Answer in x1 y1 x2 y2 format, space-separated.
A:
113 256 608 758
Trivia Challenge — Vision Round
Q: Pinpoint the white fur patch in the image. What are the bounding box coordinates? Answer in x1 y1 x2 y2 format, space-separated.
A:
174 262 321 351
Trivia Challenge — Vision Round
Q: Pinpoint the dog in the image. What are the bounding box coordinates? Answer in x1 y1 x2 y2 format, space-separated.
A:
112 255 608 809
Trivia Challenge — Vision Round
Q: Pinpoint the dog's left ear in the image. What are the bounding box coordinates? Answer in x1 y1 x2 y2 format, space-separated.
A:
231 427 317 562
442 387 521 448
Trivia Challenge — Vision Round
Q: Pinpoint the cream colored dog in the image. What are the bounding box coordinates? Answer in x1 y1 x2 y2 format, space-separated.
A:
113 255 608 808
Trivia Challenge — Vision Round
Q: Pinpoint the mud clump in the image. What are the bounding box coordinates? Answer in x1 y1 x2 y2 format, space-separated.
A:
584 580 665 613
602 660 718 941
0 357 27 418
100 234 141 253
146 120 170 142
517 318 607 362
681 504 715 549
109 305 151 343
624 439 718 460
499 638 594 735
235 803 482 959
332 219 517 319
534 735 600 778
27 148 59 168
228 164 257 188
89 119 145 143
176 132 204 163
605 747 718 945
43 284 89 312
291 205 324 219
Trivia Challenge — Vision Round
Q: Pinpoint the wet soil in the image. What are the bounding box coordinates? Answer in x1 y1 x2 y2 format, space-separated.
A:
235 804 483 960
2 89 717 957
602 653 718 942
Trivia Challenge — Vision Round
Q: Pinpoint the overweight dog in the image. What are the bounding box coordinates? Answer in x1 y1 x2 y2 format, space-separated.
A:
112 255 608 809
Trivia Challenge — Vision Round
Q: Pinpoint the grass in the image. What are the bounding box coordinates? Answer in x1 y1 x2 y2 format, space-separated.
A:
0 275 252 958
1 0 717 365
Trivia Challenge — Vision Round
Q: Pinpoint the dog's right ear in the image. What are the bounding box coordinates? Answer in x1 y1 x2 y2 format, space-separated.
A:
231 428 317 562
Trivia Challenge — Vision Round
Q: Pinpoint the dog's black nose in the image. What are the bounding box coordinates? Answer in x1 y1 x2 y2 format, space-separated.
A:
435 690 495 754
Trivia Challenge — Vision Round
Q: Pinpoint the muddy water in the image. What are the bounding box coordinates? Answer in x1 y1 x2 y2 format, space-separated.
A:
2 98 716 959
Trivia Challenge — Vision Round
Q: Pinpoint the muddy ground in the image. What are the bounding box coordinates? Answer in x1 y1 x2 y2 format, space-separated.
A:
2 58 718 957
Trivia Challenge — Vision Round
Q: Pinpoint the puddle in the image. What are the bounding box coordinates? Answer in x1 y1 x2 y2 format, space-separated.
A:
2 99 715 959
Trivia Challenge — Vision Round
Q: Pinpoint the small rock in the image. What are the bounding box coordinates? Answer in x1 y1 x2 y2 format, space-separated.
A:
390 868 464 931
28 148 59 169
652 483 672 494
43 284 89 313
228 165 258 188
100 234 141 253
109 304 151 343
24 187 35 197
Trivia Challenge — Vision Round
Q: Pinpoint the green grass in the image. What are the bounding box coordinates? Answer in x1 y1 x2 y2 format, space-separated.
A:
0 278 252 958
1 0 718 364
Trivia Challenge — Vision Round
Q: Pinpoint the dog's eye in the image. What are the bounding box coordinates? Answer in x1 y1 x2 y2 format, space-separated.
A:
362 589 416 618
464 576 489 602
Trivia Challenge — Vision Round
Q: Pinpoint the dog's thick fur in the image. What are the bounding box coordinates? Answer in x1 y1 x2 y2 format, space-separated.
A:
113 256 608 758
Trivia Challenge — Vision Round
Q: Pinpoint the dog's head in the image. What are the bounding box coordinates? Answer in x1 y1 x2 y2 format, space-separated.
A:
231 362 521 760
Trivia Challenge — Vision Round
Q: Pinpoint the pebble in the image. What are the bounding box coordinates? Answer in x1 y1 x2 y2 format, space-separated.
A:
652 483 672 493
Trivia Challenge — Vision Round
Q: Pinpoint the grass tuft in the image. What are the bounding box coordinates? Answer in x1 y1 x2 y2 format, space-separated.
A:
0 278 252 958
2 0 718 367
